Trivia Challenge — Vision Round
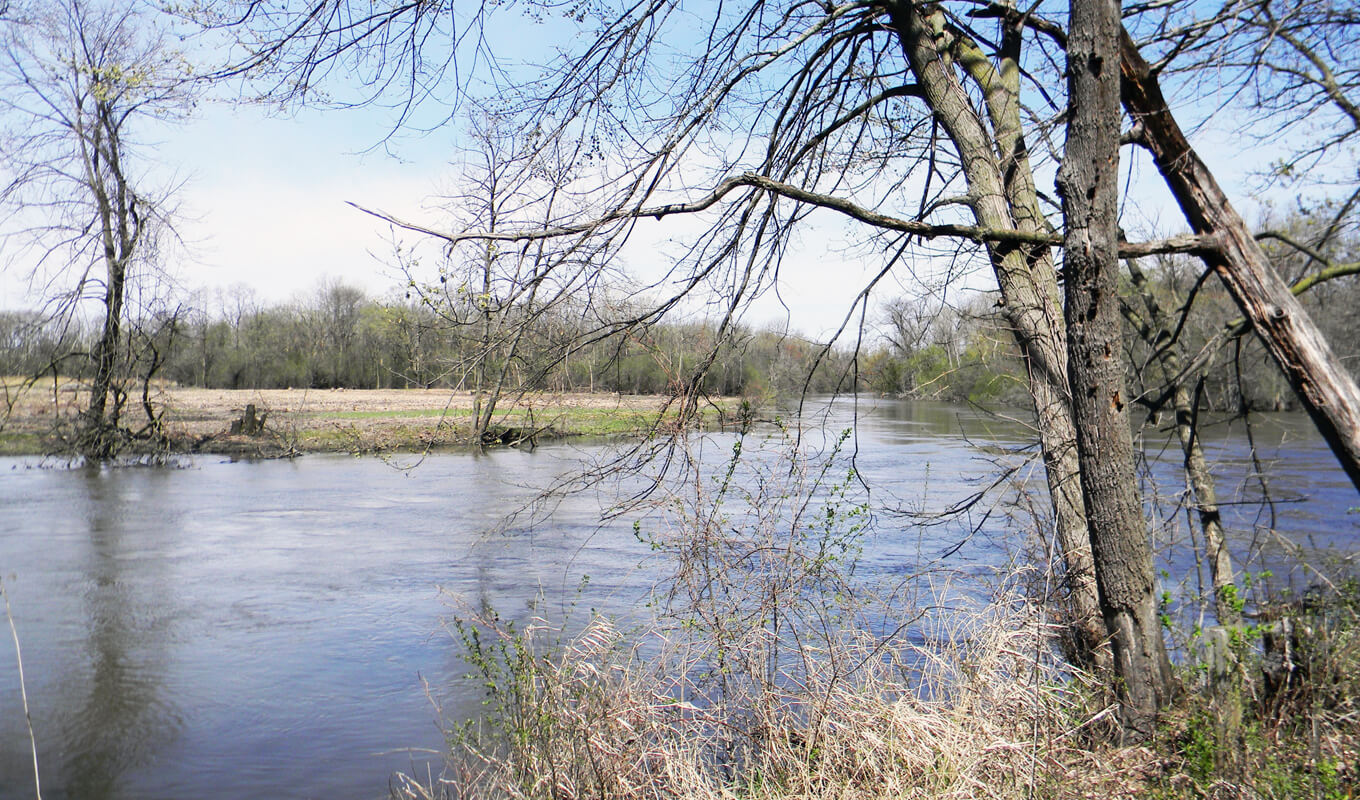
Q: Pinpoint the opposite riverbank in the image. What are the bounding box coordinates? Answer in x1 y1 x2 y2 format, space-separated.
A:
0 380 735 457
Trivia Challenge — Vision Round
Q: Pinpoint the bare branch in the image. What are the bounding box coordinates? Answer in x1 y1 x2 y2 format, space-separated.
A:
352 172 1218 257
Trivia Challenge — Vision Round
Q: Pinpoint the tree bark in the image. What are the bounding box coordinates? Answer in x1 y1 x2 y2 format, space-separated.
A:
889 1 1105 665
1060 0 1171 738
1119 27 1360 495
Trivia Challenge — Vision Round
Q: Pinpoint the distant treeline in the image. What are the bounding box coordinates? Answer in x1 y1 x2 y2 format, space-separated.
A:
0 283 865 398
8 243 1352 409
0 286 1028 403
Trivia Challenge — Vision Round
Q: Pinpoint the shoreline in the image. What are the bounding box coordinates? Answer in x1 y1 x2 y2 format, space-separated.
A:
0 383 736 457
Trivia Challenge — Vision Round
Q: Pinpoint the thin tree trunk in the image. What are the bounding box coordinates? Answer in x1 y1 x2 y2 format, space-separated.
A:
1061 0 1172 739
889 0 1105 664
474 240 493 441
1120 27 1360 494
85 255 126 458
1122 260 1239 627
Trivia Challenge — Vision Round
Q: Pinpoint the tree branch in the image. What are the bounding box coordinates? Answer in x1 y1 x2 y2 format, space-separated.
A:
351 171 1218 257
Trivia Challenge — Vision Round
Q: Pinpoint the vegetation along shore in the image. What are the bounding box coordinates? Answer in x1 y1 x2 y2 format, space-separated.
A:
0 380 729 457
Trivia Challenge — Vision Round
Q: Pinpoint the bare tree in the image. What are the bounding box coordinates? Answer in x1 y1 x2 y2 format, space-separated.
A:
1120 257 1241 629
399 109 629 443
202 0 1360 734
0 0 195 459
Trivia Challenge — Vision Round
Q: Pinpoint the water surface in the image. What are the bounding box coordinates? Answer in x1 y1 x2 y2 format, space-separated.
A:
1 399 1353 799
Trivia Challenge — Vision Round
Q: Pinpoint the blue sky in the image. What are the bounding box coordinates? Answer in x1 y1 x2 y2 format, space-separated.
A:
0 1 1315 341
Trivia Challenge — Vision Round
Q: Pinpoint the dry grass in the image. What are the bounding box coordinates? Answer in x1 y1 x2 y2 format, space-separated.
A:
390 426 1158 800
0 377 704 454
395 595 1166 800
392 427 1359 800
400 589 1360 800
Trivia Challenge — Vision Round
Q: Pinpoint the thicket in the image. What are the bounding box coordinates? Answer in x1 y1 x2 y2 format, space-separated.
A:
858 293 1032 406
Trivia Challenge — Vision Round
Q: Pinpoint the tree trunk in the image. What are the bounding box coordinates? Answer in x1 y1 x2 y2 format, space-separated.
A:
1060 0 1171 738
1122 260 1239 627
889 0 1105 664
84 255 126 459
1119 27 1360 495
474 240 493 441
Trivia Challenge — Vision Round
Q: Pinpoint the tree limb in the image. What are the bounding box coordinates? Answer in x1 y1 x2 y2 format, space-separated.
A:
350 172 1218 257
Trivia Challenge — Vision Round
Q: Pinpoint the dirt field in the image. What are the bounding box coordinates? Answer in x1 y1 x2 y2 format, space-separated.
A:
0 380 707 456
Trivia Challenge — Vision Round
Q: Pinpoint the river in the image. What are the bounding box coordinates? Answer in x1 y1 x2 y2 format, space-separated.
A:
1 399 1354 799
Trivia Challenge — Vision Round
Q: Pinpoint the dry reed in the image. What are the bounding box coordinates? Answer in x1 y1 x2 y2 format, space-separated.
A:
393 588 1166 800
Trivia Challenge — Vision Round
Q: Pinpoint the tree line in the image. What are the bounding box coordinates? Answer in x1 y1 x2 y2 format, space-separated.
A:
7 232 1354 413
0 281 863 398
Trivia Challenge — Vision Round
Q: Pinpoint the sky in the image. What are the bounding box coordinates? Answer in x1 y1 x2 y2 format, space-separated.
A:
0 84 905 340
0 2 1314 343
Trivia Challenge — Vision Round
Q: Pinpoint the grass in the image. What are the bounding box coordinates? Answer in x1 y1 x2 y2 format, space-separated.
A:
396 592 1152 800
394 583 1360 800
391 428 1360 800
303 402 731 446
0 382 737 455
394 429 1128 800
0 432 45 456
315 408 476 420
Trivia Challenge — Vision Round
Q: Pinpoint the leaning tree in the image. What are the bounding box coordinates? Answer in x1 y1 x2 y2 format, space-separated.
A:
201 0 1360 734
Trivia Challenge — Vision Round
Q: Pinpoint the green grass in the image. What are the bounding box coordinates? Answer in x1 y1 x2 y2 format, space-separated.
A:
0 395 739 455
306 402 733 439
310 407 475 420
0 432 46 456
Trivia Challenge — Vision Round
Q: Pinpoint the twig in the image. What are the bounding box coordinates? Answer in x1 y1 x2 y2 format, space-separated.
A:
1 575 42 800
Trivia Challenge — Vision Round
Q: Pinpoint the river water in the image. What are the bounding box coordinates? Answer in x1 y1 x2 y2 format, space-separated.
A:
1 399 1355 799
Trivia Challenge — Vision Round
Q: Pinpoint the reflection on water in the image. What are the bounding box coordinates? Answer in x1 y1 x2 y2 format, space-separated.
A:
0 400 1355 799
66 469 180 800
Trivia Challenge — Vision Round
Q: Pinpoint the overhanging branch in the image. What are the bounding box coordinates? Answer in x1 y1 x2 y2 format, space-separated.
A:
350 172 1218 257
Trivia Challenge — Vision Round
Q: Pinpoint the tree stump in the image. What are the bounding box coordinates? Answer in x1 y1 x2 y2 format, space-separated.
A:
230 404 267 436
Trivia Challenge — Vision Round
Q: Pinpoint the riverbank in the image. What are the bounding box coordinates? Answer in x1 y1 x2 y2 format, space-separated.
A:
0 380 735 456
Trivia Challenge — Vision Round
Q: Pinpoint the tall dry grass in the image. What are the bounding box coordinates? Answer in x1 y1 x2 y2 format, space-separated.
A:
392 589 1166 800
395 425 1357 800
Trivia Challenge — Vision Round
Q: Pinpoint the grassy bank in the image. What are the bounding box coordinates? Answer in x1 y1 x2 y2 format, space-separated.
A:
394 585 1360 800
0 379 736 456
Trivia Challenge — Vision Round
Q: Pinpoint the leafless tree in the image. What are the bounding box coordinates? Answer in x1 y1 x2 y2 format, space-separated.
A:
0 0 196 459
201 0 1360 734
397 108 634 443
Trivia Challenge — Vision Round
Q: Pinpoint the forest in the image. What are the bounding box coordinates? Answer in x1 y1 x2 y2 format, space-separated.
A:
4 232 1356 411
